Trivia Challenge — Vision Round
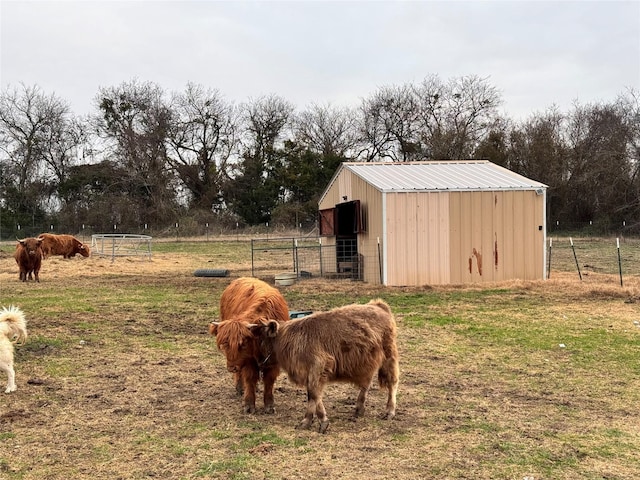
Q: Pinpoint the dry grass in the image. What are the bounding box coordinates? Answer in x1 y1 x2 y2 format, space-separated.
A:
0 240 639 479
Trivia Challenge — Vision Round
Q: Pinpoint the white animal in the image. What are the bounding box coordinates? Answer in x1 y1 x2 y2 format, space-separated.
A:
0 306 28 393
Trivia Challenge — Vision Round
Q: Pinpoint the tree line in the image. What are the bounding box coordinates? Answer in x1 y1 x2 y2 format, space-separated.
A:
1 75 638 238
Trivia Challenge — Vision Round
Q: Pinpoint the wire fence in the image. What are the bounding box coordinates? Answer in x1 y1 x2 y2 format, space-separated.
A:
250 238 364 281
249 235 640 284
546 236 639 282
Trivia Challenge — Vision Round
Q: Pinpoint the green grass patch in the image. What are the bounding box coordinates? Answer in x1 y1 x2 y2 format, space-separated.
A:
196 453 255 479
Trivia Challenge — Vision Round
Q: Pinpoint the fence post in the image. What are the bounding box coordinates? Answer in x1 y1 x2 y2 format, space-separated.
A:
547 237 552 279
319 238 323 277
377 237 383 284
617 237 623 287
570 237 582 281
251 238 255 277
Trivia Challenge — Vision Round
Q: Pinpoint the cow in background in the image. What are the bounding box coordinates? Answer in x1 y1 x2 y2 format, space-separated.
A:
251 299 399 433
209 277 290 414
38 233 90 259
14 237 44 282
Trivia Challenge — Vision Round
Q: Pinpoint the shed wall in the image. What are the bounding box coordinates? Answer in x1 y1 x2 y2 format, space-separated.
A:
448 190 545 284
318 167 384 283
350 173 384 284
385 192 450 286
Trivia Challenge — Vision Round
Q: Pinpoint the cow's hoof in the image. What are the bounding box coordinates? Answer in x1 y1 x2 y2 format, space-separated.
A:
380 411 395 420
295 419 313 430
243 405 256 414
318 420 330 434
264 405 275 414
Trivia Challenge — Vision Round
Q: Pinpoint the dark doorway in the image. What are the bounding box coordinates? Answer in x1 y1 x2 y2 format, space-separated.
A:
335 201 362 278
318 200 364 279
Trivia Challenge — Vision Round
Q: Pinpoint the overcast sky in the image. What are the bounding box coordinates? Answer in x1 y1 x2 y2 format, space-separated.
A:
1 0 639 121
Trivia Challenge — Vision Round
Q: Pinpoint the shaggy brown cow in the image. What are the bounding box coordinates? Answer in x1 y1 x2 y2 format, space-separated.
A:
38 233 90 259
14 238 44 282
209 277 289 414
252 299 399 433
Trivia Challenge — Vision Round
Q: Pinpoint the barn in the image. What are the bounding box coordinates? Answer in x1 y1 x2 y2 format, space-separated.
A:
318 160 548 286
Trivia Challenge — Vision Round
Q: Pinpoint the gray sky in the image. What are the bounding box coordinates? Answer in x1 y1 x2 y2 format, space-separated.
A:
1 0 639 121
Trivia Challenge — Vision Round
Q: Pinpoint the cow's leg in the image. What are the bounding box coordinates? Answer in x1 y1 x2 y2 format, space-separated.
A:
354 383 371 418
241 366 259 414
297 384 328 432
234 372 243 396
314 389 330 434
378 357 399 419
297 364 325 430
382 380 398 420
261 365 279 414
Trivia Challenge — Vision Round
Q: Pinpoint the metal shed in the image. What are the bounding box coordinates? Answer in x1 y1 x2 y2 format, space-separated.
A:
318 161 548 286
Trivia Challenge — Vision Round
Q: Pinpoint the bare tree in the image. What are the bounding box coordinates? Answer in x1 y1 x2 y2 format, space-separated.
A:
94 79 177 226
293 102 358 158
508 107 567 184
167 83 238 211
414 74 501 159
617 89 640 211
0 83 80 229
565 102 633 225
240 94 294 161
357 75 501 161
357 84 422 162
356 92 401 162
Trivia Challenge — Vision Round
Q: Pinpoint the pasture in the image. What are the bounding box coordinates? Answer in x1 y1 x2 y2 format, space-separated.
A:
0 237 639 480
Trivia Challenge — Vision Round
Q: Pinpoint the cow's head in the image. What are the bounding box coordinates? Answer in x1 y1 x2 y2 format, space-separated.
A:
209 319 262 373
78 244 91 257
253 319 280 338
18 237 43 256
70 238 91 257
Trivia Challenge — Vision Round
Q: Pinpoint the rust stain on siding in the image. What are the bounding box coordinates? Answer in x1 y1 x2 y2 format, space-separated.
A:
470 248 483 276
494 234 499 269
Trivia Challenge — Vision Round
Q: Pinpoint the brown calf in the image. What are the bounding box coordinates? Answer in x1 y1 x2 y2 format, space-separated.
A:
209 277 290 414
252 298 399 433
14 238 44 282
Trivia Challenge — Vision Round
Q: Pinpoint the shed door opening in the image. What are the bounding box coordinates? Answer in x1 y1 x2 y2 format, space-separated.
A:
335 200 362 278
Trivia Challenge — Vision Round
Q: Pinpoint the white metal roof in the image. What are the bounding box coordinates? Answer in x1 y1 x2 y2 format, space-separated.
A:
342 160 547 193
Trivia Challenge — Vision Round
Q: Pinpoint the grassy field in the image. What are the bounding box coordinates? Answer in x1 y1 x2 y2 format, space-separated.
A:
0 237 639 479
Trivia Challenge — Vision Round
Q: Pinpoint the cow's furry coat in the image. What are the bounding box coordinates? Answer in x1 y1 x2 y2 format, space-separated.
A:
209 277 289 414
255 298 399 433
14 237 44 282
38 233 90 259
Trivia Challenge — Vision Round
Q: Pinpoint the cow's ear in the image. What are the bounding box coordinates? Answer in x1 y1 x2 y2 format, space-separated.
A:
209 322 220 336
265 320 279 338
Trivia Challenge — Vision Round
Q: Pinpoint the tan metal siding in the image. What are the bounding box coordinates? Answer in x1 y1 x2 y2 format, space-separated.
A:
318 167 384 283
448 190 544 284
351 172 383 284
385 192 450 286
